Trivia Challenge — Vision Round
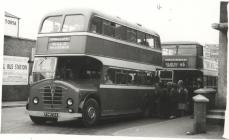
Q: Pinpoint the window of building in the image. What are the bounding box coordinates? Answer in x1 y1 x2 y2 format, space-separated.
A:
103 20 115 37
90 17 102 34
62 15 84 32
127 28 137 43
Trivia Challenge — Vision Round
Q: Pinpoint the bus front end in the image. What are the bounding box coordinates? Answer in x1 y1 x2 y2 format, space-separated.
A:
27 57 83 124
27 56 101 126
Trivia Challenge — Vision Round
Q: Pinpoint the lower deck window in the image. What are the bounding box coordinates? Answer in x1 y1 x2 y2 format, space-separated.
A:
104 68 156 86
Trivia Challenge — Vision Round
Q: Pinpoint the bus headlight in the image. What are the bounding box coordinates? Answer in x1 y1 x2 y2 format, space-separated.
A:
67 98 73 106
33 97 39 104
68 109 73 113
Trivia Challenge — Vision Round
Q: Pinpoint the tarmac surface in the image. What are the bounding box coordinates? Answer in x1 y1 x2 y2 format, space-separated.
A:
1 101 225 139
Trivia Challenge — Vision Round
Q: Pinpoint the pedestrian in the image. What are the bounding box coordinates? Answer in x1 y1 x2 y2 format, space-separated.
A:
168 82 178 119
159 82 170 119
177 80 189 117
153 82 166 118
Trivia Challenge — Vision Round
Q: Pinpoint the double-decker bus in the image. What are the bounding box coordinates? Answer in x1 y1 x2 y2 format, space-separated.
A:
26 9 162 126
161 41 218 91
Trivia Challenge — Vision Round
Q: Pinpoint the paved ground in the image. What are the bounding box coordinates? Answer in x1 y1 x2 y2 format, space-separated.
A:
1 102 224 139
114 116 224 139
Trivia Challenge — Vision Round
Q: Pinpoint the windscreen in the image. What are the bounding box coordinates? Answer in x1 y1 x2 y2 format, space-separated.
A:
62 15 84 32
160 70 173 79
55 57 101 82
40 16 62 33
32 57 57 83
162 44 197 56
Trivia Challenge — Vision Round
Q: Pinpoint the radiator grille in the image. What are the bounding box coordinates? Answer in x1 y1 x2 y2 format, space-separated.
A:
41 86 63 105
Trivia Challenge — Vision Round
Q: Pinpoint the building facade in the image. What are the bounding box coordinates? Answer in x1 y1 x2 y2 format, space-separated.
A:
3 12 36 101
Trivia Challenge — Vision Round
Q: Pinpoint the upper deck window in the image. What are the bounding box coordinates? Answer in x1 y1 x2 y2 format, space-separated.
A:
62 15 84 32
127 28 137 43
178 45 197 55
40 16 62 33
146 34 155 48
103 20 115 37
90 17 102 34
162 45 177 56
137 31 146 45
162 45 197 56
115 24 126 40
89 16 160 49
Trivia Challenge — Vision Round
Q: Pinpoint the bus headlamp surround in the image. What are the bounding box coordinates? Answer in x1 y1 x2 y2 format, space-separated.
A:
67 98 73 106
33 97 39 104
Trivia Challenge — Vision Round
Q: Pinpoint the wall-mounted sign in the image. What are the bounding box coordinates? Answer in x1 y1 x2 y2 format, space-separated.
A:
203 59 218 71
4 16 19 37
3 56 29 85
164 58 188 68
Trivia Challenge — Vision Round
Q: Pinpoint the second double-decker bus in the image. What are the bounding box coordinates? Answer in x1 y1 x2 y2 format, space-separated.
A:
161 41 218 91
27 9 162 126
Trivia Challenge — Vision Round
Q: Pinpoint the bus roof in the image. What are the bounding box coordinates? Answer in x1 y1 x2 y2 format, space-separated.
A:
41 8 160 37
162 41 203 46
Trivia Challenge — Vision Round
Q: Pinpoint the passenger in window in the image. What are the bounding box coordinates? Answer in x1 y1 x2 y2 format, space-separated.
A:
104 74 113 84
127 74 132 84
91 25 97 33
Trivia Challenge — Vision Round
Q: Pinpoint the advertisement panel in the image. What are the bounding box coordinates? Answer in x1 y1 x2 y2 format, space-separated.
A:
3 56 29 85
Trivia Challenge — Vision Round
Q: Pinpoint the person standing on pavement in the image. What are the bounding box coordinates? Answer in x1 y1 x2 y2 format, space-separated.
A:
168 82 178 119
177 80 189 117
159 82 170 118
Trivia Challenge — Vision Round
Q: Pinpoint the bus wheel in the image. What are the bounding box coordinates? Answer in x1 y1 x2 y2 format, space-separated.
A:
30 116 47 124
82 98 100 127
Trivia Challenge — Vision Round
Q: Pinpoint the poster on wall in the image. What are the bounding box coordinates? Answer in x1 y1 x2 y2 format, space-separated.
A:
3 55 29 85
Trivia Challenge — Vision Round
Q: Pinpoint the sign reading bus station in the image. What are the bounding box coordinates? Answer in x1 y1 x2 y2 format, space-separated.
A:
164 58 188 68
3 56 29 85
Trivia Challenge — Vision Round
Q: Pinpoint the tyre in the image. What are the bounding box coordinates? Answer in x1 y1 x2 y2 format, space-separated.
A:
82 98 100 127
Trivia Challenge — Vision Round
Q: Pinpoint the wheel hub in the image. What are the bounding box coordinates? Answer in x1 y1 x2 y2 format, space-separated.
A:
87 107 96 119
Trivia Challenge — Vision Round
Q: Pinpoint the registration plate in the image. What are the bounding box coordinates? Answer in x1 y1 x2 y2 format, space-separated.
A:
43 112 58 118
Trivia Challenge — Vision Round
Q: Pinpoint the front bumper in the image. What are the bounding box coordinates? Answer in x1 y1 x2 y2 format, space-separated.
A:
27 110 82 119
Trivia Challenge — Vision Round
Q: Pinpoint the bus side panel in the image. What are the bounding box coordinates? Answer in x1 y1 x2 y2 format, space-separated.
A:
99 88 154 116
99 86 151 116
85 36 162 66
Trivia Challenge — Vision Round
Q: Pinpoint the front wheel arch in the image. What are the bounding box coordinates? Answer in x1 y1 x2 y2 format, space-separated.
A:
79 93 101 112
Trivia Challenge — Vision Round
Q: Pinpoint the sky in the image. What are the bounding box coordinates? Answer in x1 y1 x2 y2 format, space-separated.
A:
3 0 221 44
